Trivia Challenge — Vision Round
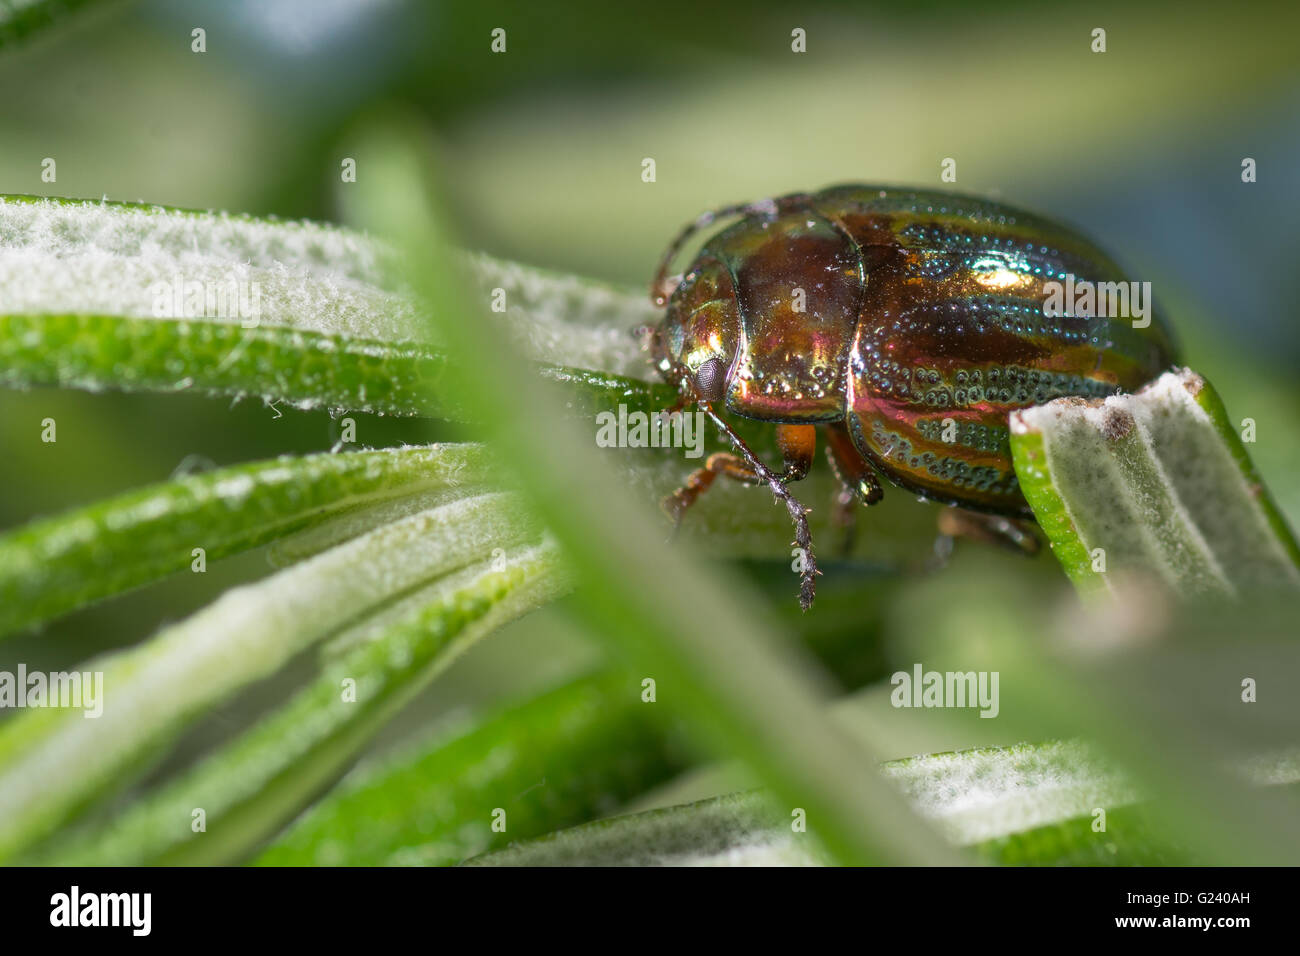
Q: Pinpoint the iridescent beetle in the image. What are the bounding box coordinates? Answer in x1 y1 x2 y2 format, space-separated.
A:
643 186 1177 609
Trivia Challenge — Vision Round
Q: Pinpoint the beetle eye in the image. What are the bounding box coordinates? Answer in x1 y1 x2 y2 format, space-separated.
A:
694 357 726 402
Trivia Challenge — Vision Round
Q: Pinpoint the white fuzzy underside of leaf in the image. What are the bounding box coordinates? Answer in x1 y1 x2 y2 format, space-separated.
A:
0 197 655 378
1013 370 1300 596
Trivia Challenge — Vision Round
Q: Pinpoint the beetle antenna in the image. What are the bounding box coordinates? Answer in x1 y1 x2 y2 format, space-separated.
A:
650 203 748 306
650 195 809 307
699 401 820 611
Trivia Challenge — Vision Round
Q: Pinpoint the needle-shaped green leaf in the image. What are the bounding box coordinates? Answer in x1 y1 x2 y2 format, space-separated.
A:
464 741 1298 866
0 195 658 417
0 443 494 639
255 671 693 867
1010 367 1300 597
0 489 537 860
26 541 571 865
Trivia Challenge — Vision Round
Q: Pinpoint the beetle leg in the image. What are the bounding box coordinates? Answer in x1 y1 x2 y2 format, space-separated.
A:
662 415 820 610
824 423 884 506
773 423 816 483
662 423 816 523
823 423 884 556
936 508 1041 556
661 452 761 526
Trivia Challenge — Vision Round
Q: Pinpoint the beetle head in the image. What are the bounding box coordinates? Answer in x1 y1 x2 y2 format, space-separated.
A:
649 256 741 404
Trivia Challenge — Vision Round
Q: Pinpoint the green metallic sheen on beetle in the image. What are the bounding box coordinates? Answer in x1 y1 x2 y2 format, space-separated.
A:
648 185 1178 517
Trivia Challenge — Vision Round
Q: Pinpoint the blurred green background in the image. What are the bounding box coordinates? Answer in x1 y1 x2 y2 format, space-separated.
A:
2 0 1297 773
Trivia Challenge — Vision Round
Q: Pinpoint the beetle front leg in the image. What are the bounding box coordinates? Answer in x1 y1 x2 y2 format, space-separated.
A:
661 452 763 526
662 422 821 610
662 423 817 525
